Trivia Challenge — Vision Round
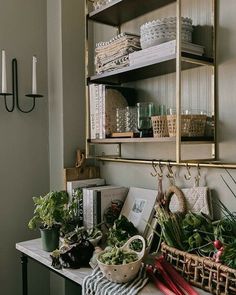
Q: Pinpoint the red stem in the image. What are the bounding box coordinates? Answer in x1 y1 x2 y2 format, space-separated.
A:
157 257 199 295
146 266 176 295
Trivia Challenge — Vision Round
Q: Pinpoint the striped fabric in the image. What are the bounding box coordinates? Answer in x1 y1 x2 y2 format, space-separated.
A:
82 265 149 295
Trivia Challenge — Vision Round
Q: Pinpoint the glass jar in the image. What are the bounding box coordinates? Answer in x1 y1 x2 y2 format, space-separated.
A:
125 106 138 132
116 107 126 133
137 102 155 137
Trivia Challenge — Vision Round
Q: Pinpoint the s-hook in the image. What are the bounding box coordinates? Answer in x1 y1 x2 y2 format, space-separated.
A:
184 163 191 180
150 160 163 179
195 164 201 187
166 162 175 184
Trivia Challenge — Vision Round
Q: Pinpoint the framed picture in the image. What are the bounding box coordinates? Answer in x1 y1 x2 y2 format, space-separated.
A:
120 187 158 236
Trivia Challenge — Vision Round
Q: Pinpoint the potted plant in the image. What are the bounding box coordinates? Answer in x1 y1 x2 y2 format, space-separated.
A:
28 191 69 252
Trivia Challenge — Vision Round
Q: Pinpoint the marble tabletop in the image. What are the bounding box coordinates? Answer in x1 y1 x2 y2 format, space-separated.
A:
16 239 209 294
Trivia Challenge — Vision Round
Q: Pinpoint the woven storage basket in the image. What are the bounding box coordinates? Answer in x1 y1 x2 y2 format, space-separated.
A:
151 115 169 137
161 242 236 295
97 235 145 283
167 114 207 137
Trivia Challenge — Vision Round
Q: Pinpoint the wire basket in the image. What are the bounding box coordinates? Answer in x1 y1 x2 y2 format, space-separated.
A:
161 243 236 295
151 115 169 137
167 114 207 137
97 235 145 283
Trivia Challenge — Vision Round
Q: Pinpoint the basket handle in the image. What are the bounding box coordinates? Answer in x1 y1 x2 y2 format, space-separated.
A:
164 185 187 214
121 235 146 259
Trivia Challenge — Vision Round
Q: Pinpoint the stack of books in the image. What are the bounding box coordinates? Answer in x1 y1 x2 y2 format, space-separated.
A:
89 85 136 139
83 185 128 229
129 40 205 67
66 178 106 226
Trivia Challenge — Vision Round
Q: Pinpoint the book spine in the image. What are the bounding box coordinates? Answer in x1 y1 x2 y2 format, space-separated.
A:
94 84 100 139
96 191 102 225
98 84 103 139
87 189 94 229
89 84 96 139
93 190 98 226
102 84 106 139
82 188 88 229
78 191 83 227
66 182 73 199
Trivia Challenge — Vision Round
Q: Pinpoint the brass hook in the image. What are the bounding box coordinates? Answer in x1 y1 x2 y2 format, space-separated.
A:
158 161 163 179
151 160 163 179
150 160 158 177
184 163 191 180
166 163 174 180
195 164 201 186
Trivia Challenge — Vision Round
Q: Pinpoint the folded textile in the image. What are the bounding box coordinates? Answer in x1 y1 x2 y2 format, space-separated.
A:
82 264 149 295
95 32 141 74
96 55 129 73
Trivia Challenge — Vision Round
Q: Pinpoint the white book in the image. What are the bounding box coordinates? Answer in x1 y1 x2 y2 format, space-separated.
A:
101 84 106 139
120 187 158 236
66 178 105 199
130 47 176 66
98 84 104 139
89 84 96 139
84 185 128 228
129 40 177 60
94 84 100 139
129 40 204 65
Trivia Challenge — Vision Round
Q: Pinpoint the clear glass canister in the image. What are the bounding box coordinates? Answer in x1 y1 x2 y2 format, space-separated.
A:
125 106 138 132
116 107 126 133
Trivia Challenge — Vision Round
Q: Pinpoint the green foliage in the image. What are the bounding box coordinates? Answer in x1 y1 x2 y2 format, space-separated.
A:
107 215 138 247
222 242 236 269
182 212 214 252
60 188 83 235
28 191 69 230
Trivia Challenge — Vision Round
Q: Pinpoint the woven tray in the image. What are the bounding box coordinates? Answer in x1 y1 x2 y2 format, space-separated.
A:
161 243 236 295
151 115 169 137
167 114 207 137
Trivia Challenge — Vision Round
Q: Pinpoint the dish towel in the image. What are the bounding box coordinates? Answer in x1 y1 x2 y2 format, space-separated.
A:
82 265 149 295
170 187 213 218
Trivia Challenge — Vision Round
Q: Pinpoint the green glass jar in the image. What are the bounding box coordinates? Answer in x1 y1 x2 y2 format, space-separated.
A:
137 102 155 137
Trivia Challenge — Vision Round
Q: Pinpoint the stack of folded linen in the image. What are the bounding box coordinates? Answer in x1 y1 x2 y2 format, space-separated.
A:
95 32 141 74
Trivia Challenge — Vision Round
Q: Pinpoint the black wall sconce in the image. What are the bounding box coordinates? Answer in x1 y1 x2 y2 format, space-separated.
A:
0 50 43 113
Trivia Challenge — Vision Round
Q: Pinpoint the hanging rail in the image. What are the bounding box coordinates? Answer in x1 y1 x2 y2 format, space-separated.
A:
95 156 236 170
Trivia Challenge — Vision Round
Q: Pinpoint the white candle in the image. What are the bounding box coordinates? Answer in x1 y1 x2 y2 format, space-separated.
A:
1 50 7 93
32 56 37 94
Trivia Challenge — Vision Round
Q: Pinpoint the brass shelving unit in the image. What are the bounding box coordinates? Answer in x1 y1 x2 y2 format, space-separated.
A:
85 0 236 170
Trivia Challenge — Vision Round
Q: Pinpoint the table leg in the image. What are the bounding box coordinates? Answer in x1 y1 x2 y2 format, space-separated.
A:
21 254 28 295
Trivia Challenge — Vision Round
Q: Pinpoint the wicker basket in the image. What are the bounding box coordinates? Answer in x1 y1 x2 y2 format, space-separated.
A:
97 235 145 283
161 243 236 295
151 115 169 137
167 114 207 137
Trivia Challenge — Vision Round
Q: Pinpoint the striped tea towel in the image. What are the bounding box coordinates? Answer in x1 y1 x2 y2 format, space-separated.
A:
82 264 148 295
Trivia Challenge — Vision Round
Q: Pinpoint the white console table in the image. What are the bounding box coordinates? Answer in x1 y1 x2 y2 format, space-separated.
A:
16 239 209 295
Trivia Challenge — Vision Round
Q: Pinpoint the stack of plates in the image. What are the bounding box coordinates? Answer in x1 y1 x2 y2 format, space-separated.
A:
140 17 193 49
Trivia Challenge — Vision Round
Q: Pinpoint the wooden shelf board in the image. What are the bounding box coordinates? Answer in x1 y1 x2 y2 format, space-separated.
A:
89 53 214 84
88 137 215 144
88 0 176 26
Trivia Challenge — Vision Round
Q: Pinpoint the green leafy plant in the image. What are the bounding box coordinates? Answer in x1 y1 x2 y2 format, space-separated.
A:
60 188 83 236
28 191 69 230
107 215 138 247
